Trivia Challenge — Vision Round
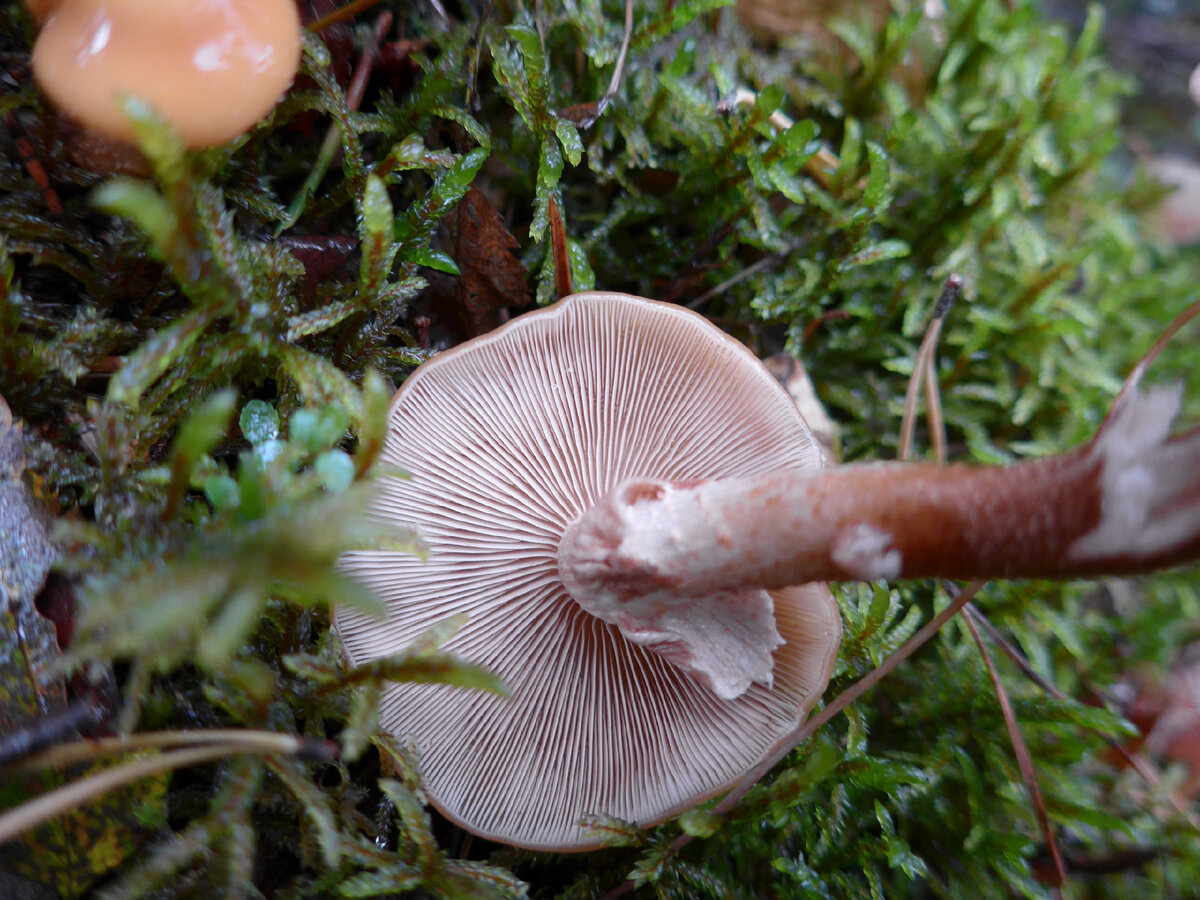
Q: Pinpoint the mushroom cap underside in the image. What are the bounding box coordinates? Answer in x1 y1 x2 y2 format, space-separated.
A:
32 0 301 147
337 291 842 850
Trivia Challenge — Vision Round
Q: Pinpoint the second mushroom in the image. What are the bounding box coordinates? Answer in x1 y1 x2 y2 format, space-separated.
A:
337 290 1200 851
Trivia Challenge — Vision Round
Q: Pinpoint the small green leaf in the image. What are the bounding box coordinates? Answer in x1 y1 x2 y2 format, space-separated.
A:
290 405 348 453
204 474 240 511
92 179 179 259
239 400 279 447
530 138 564 242
360 174 393 243
838 239 910 270
408 247 461 274
117 94 187 181
678 806 722 838
862 142 892 210
315 449 355 492
196 589 263 669
554 118 584 167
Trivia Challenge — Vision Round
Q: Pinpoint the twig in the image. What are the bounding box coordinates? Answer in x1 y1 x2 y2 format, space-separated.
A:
603 0 635 117
718 88 841 190
0 739 325 844
685 247 791 309
963 605 1067 892
557 0 634 128
5 729 336 774
961 603 1200 831
898 274 962 462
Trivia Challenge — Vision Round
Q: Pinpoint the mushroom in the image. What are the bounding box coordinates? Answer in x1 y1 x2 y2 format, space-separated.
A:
21 0 60 24
31 0 301 148
337 292 843 850
337 290 1200 850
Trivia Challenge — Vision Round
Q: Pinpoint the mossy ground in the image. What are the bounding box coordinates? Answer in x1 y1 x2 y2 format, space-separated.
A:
2 0 1200 897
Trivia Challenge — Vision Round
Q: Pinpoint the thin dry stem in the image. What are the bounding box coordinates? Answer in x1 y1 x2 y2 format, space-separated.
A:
899 275 960 462
963 605 1067 891
4 729 331 774
721 88 840 189
604 0 634 113
962 602 1200 831
0 743 294 844
548 196 573 300
908 283 1065 886
1105 298 1200 424
898 318 940 460
307 0 386 33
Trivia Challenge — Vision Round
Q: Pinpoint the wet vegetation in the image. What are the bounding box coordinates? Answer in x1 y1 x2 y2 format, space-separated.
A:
2 0 1200 896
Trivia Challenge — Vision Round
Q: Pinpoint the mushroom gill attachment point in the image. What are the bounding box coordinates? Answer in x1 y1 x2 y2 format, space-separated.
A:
32 0 301 147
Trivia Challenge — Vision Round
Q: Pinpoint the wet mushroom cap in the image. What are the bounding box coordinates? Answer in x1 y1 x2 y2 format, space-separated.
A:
337 292 841 850
32 0 301 147
21 0 60 24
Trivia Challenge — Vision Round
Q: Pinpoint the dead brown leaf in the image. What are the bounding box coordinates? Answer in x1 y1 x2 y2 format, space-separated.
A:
449 187 530 338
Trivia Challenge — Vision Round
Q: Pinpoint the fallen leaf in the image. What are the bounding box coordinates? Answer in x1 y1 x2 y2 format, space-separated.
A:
449 187 530 337
0 756 169 899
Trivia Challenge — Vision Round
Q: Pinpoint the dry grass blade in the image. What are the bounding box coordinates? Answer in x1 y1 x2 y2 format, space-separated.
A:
963 604 1067 892
308 0 387 33
4 729 336 774
0 741 323 844
898 274 962 463
1104 297 1200 426
902 277 1064 881
558 0 634 127
963 604 1200 831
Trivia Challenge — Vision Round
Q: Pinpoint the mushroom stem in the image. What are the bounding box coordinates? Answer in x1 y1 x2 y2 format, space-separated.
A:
560 382 1200 604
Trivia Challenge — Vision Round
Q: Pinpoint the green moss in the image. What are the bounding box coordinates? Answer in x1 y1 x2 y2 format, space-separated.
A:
2 0 1199 897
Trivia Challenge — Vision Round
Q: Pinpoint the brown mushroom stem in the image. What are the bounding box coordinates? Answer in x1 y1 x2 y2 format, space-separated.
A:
560 383 1200 605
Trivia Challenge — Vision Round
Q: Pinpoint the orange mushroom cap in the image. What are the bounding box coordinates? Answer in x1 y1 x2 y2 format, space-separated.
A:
21 0 61 24
32 0 301 147
337 292 841 850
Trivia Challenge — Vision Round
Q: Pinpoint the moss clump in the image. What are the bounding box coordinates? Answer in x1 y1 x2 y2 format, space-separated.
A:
1 0 1199 897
